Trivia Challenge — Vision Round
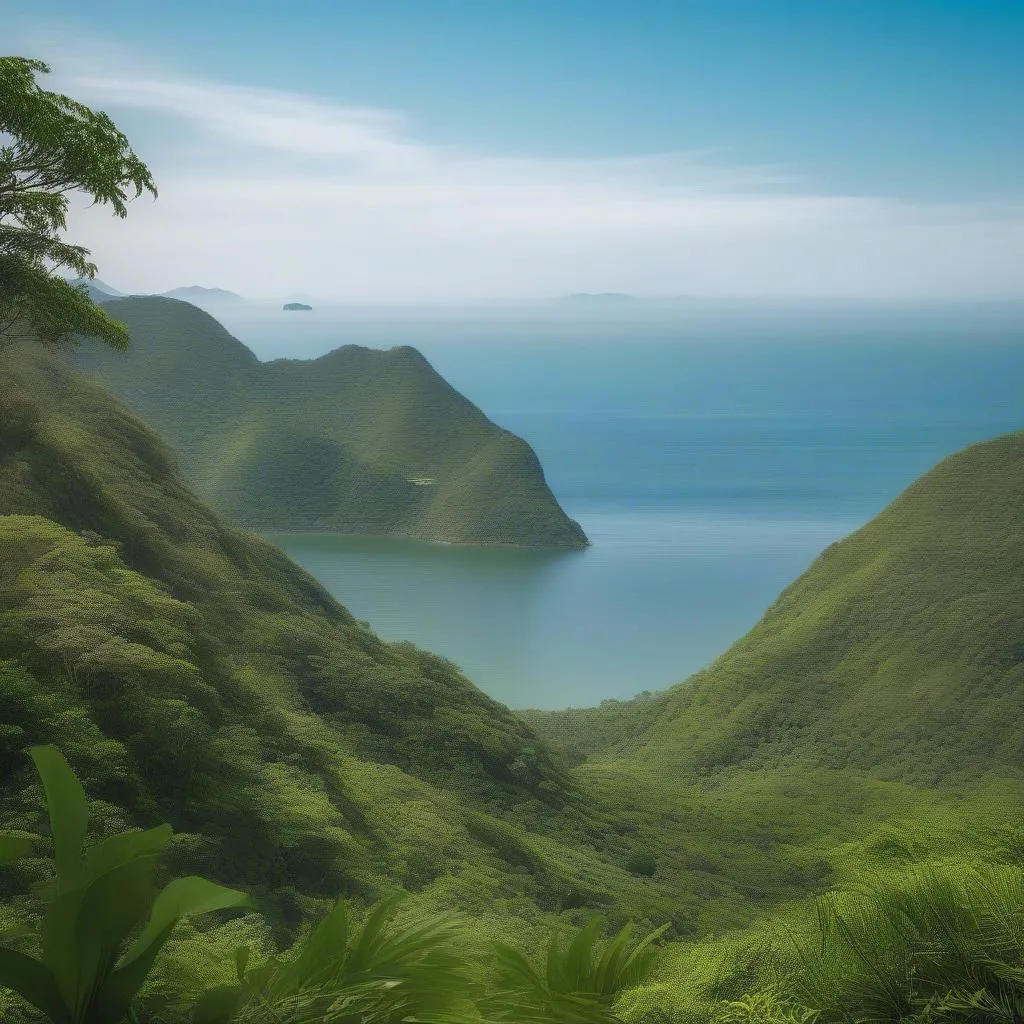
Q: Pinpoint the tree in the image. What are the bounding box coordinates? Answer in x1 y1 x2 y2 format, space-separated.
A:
0 56 156 349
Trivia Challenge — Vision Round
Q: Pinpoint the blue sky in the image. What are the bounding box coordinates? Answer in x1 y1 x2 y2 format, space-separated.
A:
5 0 1023 300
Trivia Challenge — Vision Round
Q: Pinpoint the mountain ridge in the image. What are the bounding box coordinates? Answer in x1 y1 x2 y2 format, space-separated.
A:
68 296 588 548
0 339 623 920
161 285 245 303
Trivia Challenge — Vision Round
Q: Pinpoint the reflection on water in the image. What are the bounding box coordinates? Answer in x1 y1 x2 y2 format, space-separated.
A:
264 511 856 710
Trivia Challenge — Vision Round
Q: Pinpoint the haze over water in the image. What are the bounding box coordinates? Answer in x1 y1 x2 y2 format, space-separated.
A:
219 302 1024 709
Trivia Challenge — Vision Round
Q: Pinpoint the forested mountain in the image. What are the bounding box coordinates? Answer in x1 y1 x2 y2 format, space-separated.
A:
1 335 1022 1023
68 296 588 548
520 432 1024 1021
0 340 616 929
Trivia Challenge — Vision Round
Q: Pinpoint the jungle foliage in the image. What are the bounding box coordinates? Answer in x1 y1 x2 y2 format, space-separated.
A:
0 746 248 1024
3 48 1023 1024
0 748 666 1024
0 336 1021 1023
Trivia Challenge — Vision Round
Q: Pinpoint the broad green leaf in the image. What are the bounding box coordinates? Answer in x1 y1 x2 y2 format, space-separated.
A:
0 829 40 865
30 746 88 891
122 875 252 969
42 886 90 1012
98 879 248 1023
92 923 176 1024
69 854 160 1019
0 947 70 1023
84 824 173 881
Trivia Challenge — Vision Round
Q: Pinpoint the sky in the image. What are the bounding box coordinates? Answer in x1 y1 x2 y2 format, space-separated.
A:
4 0 1024 302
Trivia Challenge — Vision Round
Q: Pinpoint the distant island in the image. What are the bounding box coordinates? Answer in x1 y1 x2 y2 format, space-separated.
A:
553 293 693 305
283 301 313 311
161 285 245 303
558 292 636 304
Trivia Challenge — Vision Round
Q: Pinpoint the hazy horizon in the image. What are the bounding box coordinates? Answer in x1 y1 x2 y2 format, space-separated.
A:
10 1 1023 303
74 274 1024 314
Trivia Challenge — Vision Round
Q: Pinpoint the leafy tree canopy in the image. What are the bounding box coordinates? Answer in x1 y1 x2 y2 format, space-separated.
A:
0 56 156 348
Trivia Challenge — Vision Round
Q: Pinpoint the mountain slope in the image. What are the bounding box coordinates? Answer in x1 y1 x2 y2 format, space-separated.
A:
582 431 1024 787
0 339 617 926
69 296 588 548
0 338 898 953
6 331 1024 1019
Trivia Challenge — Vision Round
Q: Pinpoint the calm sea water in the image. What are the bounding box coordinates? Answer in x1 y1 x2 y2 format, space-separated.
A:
215 302 1024 709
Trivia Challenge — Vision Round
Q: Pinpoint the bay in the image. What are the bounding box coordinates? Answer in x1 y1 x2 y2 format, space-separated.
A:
216 302 1024 709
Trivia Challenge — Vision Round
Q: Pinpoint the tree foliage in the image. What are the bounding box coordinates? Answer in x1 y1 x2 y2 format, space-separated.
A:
0 56 156 348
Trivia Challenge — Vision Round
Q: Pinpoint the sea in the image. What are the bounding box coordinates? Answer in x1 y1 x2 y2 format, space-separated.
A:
209 300 1024 710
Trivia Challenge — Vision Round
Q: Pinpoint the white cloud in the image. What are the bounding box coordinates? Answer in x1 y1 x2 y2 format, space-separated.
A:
17 43 1021 301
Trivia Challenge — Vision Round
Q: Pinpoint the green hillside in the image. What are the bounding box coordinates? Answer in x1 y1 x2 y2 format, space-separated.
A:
581 431 1024 788
68 296 588 548
0 339 622 929
523 432 1024 1021
2 333 1023 1023
0 337 940 947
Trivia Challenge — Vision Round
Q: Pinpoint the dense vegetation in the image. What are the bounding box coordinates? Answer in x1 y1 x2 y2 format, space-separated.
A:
2 329 1021 1020
3 52 1021 1024
68 295 588 548
0 338 597 905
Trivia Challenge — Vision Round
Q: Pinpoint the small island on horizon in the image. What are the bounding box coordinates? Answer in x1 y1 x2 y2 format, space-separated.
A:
283 301 313 311
557 292 636 304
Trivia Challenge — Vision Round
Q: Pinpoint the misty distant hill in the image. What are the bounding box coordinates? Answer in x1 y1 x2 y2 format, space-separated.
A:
557 292 637 304
68 276 125 300
161 285 245 303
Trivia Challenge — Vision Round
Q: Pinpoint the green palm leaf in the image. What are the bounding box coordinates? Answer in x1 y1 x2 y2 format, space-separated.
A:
30 745 89 891
209 894 469 1024
490 916 666 1024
